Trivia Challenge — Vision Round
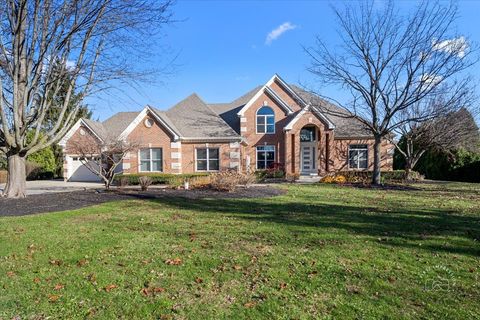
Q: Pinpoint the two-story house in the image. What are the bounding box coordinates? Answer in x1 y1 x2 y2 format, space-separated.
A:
60 74 393 181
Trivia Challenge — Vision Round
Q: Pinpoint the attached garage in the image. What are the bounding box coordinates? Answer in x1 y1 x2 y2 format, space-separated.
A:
67 157 102 182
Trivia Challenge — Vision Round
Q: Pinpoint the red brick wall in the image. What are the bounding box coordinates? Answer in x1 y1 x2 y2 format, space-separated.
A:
241 92 293 170
268 80 303 113
330 138 394 172
123 113 179 174
181 142 240 173
64 125 101 154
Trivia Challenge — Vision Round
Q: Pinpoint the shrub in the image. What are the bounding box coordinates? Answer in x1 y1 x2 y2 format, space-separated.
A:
139 176 152 191
237 171 257 188
331 170 423 184
255 163 286 181
113 173 209 186
320 174 346 184
210 171 241 192
26 146 56 180
118 177 130 189
188 175 212 189
285 173 300 182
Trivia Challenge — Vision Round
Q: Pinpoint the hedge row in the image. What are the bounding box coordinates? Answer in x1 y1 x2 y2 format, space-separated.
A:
113 173 210 186
335 170 422 183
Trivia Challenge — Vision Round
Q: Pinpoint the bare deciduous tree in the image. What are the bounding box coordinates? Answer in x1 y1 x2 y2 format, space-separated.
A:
393 105 480 178
305 0 477 184
70 137 140 190
0 0 174 198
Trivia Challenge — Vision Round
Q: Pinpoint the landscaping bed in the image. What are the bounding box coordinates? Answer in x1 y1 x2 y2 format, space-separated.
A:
0 186 284 217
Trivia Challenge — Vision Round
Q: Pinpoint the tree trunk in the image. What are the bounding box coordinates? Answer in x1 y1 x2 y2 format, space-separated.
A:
405 162 413 181
3 154 27 198
372 135 382 185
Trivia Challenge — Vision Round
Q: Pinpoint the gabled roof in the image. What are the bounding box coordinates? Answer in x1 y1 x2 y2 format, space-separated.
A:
236 75 298 117
58 118 106 147
118 106 181 141
209 86 262 133
165 93 240 140
102 112 139 138
284 104 335 131
289 85 371 138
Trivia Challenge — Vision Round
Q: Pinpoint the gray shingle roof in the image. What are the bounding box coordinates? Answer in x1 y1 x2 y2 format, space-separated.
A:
101 112 139 138
82 119 108 140
208 85 262 134
165 93 240 139
289 85 372 138
81 82 371 142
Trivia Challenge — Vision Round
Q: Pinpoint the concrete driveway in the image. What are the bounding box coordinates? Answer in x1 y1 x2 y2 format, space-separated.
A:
0 180 105 195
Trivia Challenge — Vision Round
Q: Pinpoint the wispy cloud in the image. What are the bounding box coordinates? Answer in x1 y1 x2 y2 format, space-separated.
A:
265 22 297 45
432 36 468 58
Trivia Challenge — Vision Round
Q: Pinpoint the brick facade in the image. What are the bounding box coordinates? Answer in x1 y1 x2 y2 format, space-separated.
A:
62 75 394 180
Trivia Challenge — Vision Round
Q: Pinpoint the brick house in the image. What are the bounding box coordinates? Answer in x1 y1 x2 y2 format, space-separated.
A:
59 74 393 181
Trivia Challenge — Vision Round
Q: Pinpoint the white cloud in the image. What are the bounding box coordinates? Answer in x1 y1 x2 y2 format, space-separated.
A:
265 22 297 45
420 73 443 88
432 36 468 58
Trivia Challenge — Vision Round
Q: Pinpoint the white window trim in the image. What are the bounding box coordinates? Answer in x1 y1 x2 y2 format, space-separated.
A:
256 145 275 170
138 148 163 173
348 145 368 170
195 148 220 172
256 107 275 134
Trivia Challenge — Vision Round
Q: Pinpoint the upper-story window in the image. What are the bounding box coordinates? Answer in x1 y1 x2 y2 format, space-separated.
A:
256 106 275 134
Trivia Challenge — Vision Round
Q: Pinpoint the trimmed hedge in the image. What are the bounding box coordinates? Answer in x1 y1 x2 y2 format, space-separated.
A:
113 173 210 186
335 170 422 183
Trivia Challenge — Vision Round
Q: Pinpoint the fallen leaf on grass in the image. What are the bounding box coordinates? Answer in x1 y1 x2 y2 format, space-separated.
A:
49 259 63 266
54 283 64 290
233 265 242 271
48 294 61 303
244 301 256 308
104 284 117 292
33 277 41 283
279 282 287 290
77 259 88 267
6 271 15 277
194 277 203 284
346 285 361 294
140 287 165 296
165 258 182 265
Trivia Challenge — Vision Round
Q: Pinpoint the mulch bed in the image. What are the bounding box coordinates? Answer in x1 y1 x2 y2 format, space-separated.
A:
0 186 284 217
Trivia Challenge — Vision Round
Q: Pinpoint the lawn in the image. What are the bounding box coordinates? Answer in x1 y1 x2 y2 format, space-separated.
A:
0 182 479 319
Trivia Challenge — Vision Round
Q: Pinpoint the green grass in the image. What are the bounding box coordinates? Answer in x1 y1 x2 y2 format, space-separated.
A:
1 182 479 319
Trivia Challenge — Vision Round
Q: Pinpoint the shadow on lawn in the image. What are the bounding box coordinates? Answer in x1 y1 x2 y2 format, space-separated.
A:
140 194 480 257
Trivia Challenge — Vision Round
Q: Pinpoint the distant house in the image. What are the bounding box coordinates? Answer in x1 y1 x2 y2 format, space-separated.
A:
59 74 393 181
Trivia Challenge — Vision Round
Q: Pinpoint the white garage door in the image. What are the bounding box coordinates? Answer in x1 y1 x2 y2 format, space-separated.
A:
70 158 102 182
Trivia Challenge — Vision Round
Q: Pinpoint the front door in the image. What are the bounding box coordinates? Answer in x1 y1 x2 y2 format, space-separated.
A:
301 145 316 174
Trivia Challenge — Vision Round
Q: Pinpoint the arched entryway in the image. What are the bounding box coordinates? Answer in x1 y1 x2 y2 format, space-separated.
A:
299 125 318 175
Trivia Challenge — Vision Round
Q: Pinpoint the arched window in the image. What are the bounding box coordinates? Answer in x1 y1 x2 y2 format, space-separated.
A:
256 106 275 134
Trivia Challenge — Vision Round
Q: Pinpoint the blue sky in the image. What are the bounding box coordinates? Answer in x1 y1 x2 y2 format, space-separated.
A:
90 0 480 121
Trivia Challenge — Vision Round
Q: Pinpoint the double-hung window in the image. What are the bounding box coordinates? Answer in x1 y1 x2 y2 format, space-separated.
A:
139 148 163 172
256 106 275 134
348 144 368 169
196 148 219 171
256 146 275 169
